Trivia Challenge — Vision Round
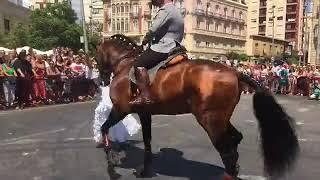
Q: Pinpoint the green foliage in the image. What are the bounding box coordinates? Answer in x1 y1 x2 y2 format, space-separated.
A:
88 32 101 56
283 50 299 65
226 51 239 60
238 53 248 61
28 2 82 50
0 23 30 48
1 1 83 52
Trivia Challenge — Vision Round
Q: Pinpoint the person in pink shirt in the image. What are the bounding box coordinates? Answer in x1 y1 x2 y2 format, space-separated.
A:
70 56 85 78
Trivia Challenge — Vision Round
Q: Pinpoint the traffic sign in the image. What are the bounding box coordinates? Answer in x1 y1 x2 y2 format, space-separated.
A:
298 50 304 56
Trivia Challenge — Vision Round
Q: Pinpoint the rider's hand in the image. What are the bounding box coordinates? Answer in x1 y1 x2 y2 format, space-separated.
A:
142 32 151 46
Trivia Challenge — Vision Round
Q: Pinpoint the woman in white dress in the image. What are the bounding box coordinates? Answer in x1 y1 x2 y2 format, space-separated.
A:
93 75 141 148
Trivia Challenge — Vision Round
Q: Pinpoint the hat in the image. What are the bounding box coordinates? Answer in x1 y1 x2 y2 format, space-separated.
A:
79 49 84 53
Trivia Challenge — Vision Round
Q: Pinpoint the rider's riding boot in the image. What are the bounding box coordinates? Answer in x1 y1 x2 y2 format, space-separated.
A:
129 67 154 105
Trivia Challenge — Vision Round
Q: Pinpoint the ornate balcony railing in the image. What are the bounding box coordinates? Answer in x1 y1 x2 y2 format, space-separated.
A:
194 8 205 15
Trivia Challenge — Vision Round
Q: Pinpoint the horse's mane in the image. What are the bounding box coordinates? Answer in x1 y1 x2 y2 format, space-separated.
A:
108 34 139 50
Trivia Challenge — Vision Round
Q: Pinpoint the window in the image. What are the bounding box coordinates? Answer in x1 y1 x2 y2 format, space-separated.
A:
206 42 210 47
239 11 243 19
206 21 210 30
231 25 234 34
255 43 259 47
196 41 200 47
112 5 115 14
232 10 235 17
197 0 202 6
121 5 124 14
117 22 120 31
121 20 124 32
125 4 129 13
215 5 220 13
117 5 120 14
196 18 201 28
125 19 129 32
277 16 283 20
215 23 219 31
4 19 10 33
224 8 228 16
112 20 116 32
223 25 227 33
133 20 138 31
251 19 257 23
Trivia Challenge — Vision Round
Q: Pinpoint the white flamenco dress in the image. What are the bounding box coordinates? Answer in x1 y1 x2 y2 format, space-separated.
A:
93 84 141 143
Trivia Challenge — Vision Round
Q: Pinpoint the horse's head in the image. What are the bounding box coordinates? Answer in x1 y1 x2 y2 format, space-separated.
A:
95 34 141 86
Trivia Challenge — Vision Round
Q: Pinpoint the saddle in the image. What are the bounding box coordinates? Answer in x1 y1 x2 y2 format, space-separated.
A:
129 44 188 85
163 43 188 68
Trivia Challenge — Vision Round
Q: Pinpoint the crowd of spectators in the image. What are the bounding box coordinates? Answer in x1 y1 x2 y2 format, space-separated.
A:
0 47 99 110
224 59 320 100
1 48 320 111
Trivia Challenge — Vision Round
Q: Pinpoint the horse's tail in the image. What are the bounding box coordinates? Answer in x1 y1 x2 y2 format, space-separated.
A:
238 72 299 178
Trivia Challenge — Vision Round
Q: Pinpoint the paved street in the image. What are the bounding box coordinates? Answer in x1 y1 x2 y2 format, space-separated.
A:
0 95 319 180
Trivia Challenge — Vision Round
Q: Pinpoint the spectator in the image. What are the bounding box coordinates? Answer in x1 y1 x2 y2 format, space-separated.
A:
1 56 17 108
309 80 320 100
32 55 47 104
70 56 85 78
13 50 34 109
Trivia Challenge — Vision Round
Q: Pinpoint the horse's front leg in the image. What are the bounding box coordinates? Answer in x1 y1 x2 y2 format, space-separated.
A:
135 113 154 177
100 108 126 147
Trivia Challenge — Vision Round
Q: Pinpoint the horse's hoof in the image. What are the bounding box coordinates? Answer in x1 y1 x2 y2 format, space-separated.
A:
223 174 242 180
107 166 121 180
133 167 155 178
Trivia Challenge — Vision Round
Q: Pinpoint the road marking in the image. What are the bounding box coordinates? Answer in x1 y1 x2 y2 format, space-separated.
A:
1 128 65 143
297 108 310 112
238 175 266 180
296 121 304 126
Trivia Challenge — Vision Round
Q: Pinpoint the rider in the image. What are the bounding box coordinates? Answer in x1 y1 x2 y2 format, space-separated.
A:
128 0 184 105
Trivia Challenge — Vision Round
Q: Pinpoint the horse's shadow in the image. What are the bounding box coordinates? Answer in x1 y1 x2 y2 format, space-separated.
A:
105 140 225 180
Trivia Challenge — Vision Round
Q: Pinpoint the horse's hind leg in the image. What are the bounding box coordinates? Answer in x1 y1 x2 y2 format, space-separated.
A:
135 112 153 177
194 108 243 178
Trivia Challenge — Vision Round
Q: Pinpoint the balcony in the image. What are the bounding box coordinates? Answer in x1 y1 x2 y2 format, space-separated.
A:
130 11 139 18
195 8 205 15
286 11 297 15
286 18 296 24
207 11 214 17
287 0 297 5
192 28 246 41
144 10 151 18
285 28 297 33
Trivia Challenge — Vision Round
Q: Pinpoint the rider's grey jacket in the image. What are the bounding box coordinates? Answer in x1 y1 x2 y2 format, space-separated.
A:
149 3 184 54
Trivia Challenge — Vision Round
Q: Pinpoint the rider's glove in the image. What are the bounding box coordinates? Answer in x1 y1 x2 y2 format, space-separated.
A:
142 32 151 46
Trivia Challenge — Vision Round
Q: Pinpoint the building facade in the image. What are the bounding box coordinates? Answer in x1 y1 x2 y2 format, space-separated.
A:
246 35 289 57
307 0 319 65
0 0 31 34
102 0 247 59
83 0 104 35
29 0 71 10
246 0 304 51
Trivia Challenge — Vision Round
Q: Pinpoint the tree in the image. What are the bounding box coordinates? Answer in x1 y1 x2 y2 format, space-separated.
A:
226 51 239 60
238 53 248 61
28 1 82 50
0 23 30 48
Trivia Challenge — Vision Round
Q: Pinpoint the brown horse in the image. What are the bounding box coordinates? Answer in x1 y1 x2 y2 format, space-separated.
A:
96 34 299 179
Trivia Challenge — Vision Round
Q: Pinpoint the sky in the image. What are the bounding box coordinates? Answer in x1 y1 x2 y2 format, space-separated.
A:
71 0 82 19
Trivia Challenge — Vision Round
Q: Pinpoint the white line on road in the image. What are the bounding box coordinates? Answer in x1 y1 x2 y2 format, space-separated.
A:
1 128 66 143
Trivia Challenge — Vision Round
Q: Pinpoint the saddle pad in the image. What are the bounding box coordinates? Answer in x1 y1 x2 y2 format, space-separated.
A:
129 56 172 85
